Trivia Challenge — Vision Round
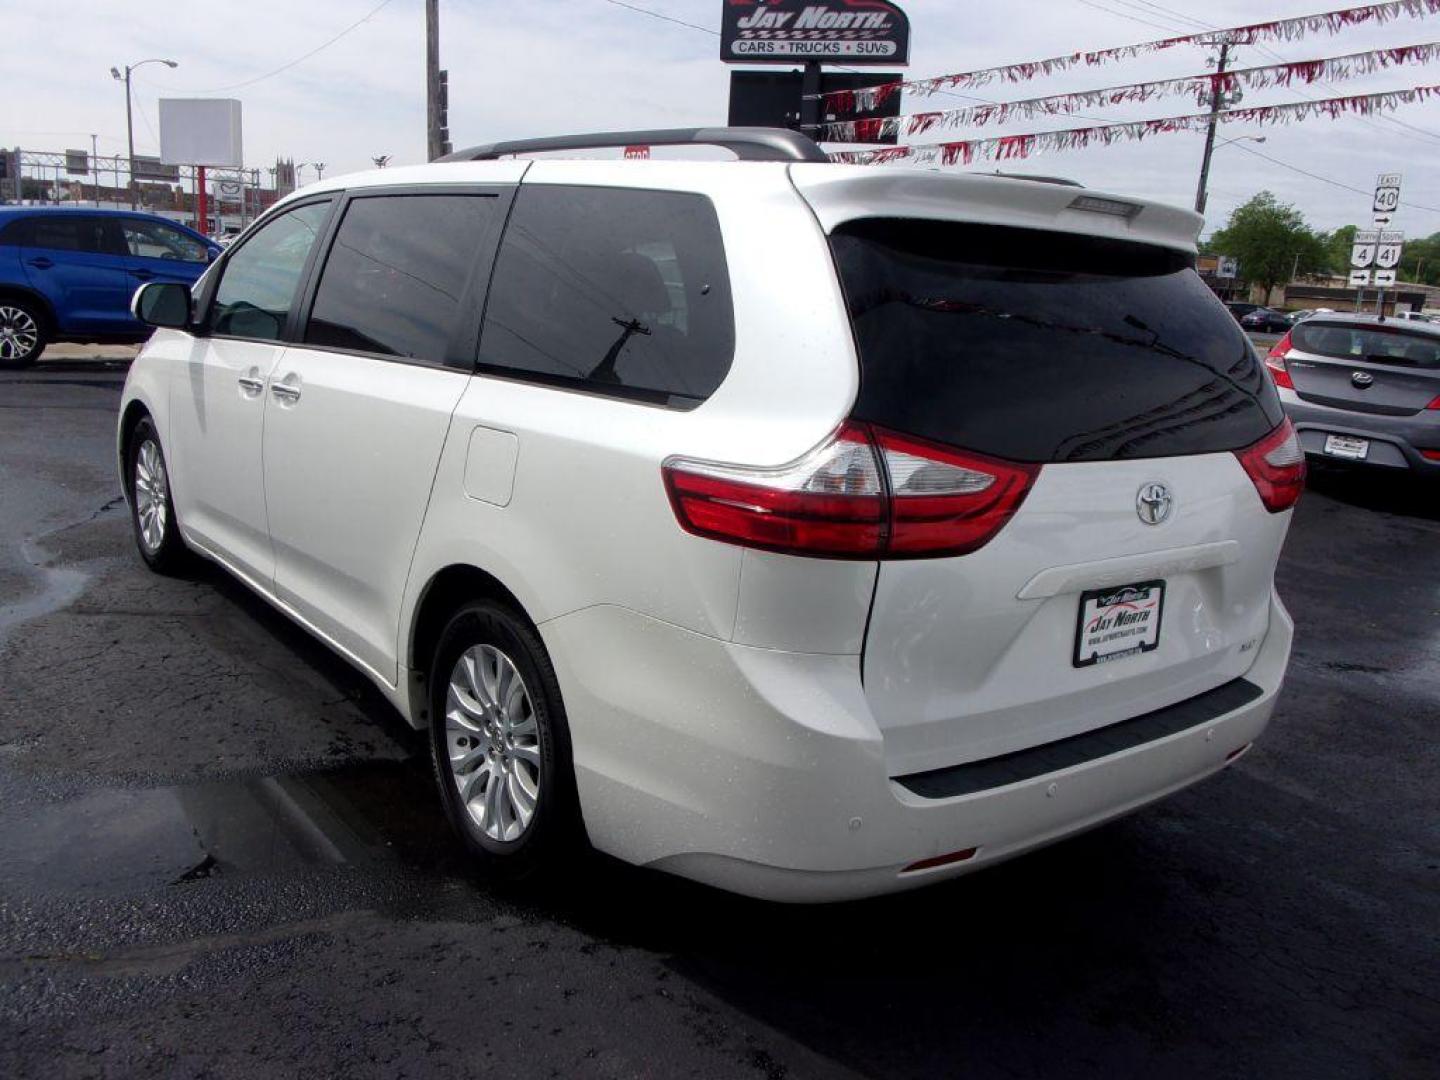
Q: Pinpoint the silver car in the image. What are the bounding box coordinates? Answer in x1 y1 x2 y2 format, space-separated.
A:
1266 313 1440 472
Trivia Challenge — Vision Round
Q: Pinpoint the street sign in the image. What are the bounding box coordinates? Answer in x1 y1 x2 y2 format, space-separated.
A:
1372 171 1401 226
64 149 88 176
1349 269 1372 287
215 176 244 205
720 0 911 65
1351 229 1379 268
131 155 180 182
1217 255 1238 279
623 145 650 160
1373 269 1397 287
1376 230 1405 270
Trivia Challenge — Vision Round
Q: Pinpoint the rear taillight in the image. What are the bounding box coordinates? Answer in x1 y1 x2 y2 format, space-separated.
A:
872 429 1040 557
1427 394 1440 411
1265 333 1295 390
1234 418 1306 513
663 423 1038 560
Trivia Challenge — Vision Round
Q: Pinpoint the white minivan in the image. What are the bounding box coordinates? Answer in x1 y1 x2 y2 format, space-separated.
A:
119 128 1301 902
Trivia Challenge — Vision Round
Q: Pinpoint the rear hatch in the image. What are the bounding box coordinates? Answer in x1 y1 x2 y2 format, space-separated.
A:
826 214 1293 777
1283 319 1440 415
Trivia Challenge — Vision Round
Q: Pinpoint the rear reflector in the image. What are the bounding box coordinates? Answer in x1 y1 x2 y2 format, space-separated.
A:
1234 418 1305 513
1265 333 1295 390
1225 742 1253 763
901 847 979 874
664 423 1038 560
1421 449 1440 462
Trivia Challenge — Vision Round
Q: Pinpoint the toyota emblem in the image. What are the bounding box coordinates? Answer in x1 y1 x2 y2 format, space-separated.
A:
1136 482 1173 526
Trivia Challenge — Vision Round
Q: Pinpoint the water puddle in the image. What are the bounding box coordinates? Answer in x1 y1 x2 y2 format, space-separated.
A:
0 760 459 897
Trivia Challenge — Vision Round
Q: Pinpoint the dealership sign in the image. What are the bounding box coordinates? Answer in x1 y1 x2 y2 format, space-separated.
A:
721 1 910 64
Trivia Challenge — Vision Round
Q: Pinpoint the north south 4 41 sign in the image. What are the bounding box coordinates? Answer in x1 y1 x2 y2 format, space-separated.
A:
721 1 911 64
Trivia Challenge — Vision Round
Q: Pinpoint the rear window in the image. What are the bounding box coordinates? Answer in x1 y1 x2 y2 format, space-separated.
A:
830 219 1282 463
1293 321 1440 369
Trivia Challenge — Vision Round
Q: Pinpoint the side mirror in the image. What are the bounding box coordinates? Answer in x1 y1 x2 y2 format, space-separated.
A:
132 281 191 329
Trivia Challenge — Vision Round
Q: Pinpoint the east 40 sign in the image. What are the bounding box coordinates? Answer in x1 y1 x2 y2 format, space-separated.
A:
720 1 911 65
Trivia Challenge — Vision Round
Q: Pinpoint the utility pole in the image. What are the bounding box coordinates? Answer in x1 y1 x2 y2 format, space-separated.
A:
1193 41 1231 216
426 0 446 161
90 134 99 206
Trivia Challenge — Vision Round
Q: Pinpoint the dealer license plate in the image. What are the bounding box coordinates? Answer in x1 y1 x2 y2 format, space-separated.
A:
1323 434 1369 460
1074 581 1165 668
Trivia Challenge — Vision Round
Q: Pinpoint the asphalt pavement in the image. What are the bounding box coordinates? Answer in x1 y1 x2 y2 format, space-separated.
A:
1 350 1436 1079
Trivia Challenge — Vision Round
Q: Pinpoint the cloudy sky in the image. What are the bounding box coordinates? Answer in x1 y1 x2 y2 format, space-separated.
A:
3 0 1439 236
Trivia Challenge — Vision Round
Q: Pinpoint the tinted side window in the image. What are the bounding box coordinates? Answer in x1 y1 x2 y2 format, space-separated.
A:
27 217 113 254
210 201 331 341
123 219 209 263
0 219 31 246
305 194 497 363
478 186 734 407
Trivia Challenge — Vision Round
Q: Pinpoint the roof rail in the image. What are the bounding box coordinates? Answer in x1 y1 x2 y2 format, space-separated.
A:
439 127 829 164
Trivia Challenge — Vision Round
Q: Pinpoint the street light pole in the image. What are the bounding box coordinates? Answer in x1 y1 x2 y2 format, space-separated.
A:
110 58 178 211
123 67 135 209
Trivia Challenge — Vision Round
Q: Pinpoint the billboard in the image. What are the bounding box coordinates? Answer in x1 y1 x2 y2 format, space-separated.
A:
159 98 243 167
721 1 910 65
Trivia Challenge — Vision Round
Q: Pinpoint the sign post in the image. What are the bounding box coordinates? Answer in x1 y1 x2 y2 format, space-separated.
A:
1369 173 1403 315
721 2 910 147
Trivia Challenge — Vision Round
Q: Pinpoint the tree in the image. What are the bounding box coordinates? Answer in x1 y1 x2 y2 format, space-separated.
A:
1397 232 1440 286
1318 224 1358 277
1208 191 1329 297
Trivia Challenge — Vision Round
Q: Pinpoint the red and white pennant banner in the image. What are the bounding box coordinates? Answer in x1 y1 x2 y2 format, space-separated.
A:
827 84 1440 166
818 0 1440 112
819 41 1440 142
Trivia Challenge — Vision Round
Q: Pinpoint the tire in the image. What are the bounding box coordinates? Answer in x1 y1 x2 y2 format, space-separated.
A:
0 298 47 368
429 600 581 882
127 416 189 574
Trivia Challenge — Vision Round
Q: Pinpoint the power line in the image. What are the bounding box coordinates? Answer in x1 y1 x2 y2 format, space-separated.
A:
160 0 398 94
1227 138 1440 214
597 0 718 36
1073 0 1184 34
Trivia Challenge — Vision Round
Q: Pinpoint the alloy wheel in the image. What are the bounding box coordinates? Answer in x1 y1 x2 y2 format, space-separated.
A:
0 305 39 362
444 644 543 842
133 439 170 554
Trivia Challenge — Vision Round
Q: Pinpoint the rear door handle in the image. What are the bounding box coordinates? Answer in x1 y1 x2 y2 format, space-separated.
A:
237 375 265 394
270 381 301 402
27 257 53 269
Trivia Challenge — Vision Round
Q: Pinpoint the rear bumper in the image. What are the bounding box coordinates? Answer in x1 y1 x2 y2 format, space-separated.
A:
1279 388 1440 471
542 591 1293 903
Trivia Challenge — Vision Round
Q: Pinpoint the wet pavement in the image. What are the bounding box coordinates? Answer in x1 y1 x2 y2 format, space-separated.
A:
1 352 1437 1078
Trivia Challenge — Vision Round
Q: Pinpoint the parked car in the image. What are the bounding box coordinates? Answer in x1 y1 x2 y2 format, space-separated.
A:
1395 310 1433 323
1241 307 1295 333
1266 312 1440 474
117 128 1300 902
0 206 219 366
1225 301 1264 321
1286 308 1333 325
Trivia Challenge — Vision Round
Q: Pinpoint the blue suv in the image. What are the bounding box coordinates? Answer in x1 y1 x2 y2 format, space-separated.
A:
0 207 220 366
